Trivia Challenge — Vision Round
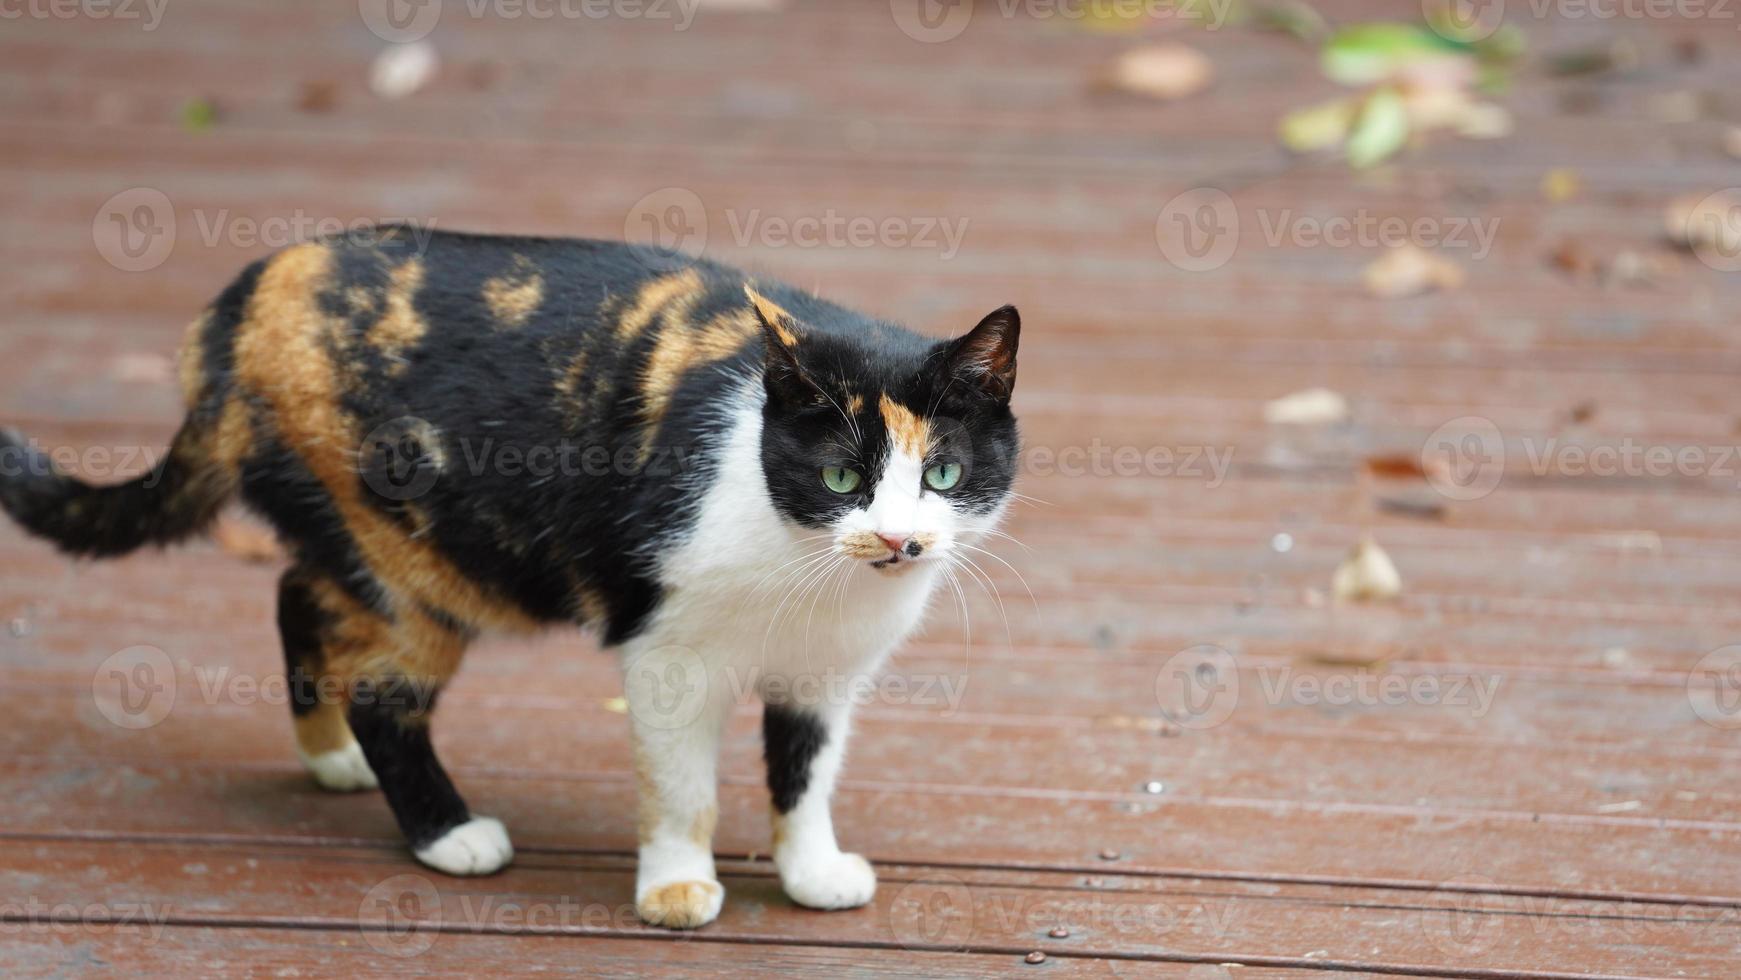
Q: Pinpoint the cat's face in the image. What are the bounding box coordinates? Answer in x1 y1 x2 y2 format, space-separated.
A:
752 292 1020 575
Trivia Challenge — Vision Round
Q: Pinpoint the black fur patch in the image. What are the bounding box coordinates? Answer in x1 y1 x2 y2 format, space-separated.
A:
763 704 829 814
347 677 469 848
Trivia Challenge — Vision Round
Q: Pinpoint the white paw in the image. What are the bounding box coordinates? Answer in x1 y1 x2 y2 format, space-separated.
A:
636 879 724 929
414 816 514 876
779 851 877 910
299 741 378 792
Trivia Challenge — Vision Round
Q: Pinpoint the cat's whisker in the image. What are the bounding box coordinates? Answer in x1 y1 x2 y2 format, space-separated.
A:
955 541 1040 618
763 549 844 656
950 550 1011 645
746 546 838 601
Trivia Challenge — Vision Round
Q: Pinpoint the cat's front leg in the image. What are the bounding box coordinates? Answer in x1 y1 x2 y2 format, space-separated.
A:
623 646 729 929
763 699 877 910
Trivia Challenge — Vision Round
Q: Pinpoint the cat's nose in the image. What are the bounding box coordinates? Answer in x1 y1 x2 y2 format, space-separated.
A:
876 532 912 555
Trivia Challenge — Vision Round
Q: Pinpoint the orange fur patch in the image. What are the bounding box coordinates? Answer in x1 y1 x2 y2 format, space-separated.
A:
879 393 929 457
482 257 544 329
745 285 799 346
617 269 703 341
839 531 890 560
233 243 535 635
366 258 427 376
845 394 864 415
176 312 212 406
637 308 760 457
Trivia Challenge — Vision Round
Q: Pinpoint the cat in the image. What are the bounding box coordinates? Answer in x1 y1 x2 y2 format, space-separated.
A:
0 227 1020 929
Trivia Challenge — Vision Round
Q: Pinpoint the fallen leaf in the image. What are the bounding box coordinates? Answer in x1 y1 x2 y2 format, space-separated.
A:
297 81 338 113
370 41 438 100
1453 102 1513 139
1567 400 1596 425
1280 97 1356 153
1321 23 1449 86
212 515 282 564
1346 86 1410 168
1541 167 1580 202
1363 244 1464 298
1547 38 1638 77
1666 191 1741 257
601 696 628 714
1550 238 1598 280
180 97 217 132
1264 387 1349 426
1304 649 1389 668
1363 454 1427 479
1332 535 1403 602
1103 45 1214 100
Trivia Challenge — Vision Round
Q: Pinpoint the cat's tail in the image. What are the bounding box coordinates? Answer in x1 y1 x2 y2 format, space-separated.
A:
0 410 243 559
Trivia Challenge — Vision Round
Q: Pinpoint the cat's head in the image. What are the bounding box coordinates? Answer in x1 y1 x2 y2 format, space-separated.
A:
749 287 1020 574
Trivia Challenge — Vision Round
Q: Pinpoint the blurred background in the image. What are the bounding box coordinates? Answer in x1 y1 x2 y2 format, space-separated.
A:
4 0 1741 975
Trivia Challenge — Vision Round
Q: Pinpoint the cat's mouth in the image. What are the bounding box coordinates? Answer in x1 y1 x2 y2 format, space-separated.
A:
869 553 921 573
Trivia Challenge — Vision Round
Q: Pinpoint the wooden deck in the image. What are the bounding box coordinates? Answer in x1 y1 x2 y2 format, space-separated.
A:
5 1 1741 975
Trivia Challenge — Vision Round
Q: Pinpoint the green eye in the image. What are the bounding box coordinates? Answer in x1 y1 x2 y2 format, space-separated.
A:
924 462 963 491
821 466 862 494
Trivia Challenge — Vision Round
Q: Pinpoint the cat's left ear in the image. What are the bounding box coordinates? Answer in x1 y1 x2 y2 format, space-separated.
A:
943 305 1020 402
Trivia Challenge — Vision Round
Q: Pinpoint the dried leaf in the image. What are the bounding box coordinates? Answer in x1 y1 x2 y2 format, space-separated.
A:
1264 387 1349 426
1363 454 1427 480
1104 45 1214 101
370 41 438 101
1346 86 1409 168
1541 168 1580 203
601 696 628 714
212 515 282 564
1363 244 1464 298
1666 191 1741 256
1280 97 1356 153
297 81 338 114
1550 238 1597 280
1454 102 1513 139
1332 535 1403 602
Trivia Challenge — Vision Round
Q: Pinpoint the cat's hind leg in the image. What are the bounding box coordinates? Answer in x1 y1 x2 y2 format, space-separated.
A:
278 566 377 792
279 566 510 875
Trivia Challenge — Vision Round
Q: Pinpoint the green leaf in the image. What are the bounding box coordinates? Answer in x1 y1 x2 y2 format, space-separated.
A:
1345 86 1409 168
1321 23 1454 85
180 97 217 133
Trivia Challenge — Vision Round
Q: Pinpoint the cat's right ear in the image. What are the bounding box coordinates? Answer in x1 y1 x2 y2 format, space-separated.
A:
747 286 824 411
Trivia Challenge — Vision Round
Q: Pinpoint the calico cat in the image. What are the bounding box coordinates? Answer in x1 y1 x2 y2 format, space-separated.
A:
0 227 1020 929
